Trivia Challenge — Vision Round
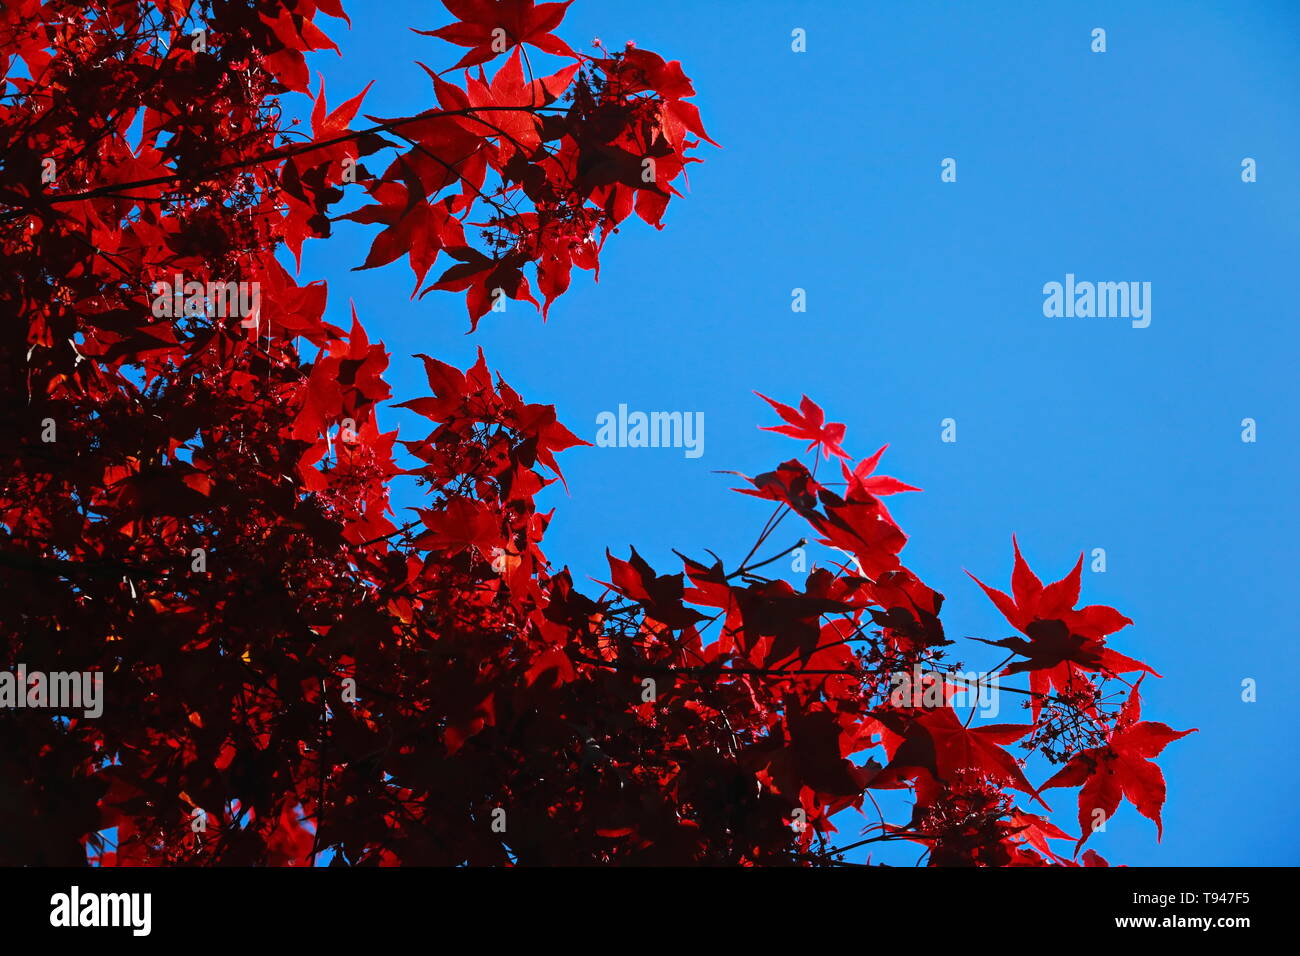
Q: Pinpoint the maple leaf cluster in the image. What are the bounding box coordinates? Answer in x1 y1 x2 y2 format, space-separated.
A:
0 0 1189 866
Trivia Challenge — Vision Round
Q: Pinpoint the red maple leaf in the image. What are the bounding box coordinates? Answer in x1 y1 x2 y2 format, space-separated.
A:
841 444 921 497
597 548 705 629
310 74 374 148
417 0 578 70
968 537 1158 719
755 392 850 459
875 707 1048 810
341 183 467 291
1040 676 1196 851
1006 808 1075 862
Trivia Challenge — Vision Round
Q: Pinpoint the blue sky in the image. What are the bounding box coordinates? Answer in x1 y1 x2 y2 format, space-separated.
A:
294 0 1300 866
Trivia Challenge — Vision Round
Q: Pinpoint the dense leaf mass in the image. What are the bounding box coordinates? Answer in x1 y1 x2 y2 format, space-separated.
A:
0 0 1189 866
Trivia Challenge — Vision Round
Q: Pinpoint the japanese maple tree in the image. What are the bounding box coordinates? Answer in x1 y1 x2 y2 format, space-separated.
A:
0 0 1190 866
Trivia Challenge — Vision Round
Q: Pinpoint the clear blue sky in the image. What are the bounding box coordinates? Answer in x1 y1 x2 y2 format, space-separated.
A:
296 0 1300 866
